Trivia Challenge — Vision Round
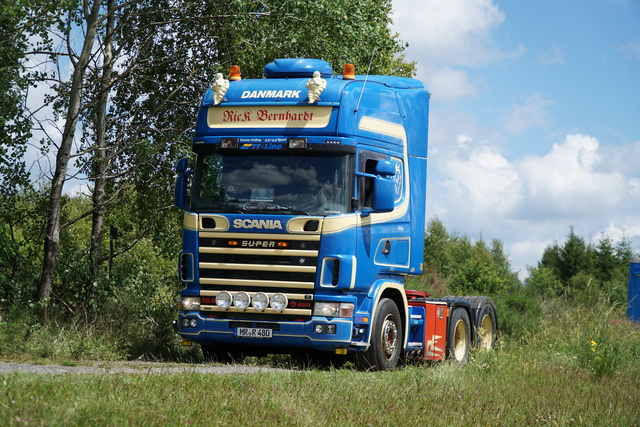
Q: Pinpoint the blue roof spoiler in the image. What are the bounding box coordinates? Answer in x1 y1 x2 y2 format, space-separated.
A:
263 58 333 78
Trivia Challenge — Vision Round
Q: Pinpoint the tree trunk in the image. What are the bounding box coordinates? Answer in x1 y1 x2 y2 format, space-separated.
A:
37 0 104 323
88 0 115 307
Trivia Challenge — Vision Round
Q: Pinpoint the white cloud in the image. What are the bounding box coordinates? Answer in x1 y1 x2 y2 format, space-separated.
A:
392 0 506 67
440 135 520 215
516 134 633 219
537 46 566 65
392 0 522 102
502 93 554 134
427 131 640 277
427 66 479 101
598 140 640 176
620 41 640 60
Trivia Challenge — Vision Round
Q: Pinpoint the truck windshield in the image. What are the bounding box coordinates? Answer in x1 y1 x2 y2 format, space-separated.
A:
191 152 352 216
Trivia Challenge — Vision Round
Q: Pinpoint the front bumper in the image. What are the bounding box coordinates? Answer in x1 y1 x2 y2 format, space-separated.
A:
177 311 354 352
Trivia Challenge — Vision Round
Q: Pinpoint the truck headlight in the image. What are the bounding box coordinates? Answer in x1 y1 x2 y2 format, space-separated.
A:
217 292 232 309
313 302 354 318
233 292 250 310
252 293 269 311
181 297 200 311
270 293 288 312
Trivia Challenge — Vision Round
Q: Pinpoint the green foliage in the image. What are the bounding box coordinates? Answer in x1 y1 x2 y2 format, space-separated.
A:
450 260 506 295
527 227 635 305
576 337 624 379
421 217 520 296
0 186 47 305
530 294 638 379
524 266 563 298
1 304 639 426
0 0 32 196
491 291 543 338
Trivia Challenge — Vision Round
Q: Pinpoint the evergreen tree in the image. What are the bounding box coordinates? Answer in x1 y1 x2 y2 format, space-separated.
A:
558 227 589 283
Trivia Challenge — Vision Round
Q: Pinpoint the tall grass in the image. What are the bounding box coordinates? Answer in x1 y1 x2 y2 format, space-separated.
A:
1 292 639 425
1 349 638 426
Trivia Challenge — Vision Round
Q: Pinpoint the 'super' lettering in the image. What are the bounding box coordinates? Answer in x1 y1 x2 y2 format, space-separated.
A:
241 240 276 248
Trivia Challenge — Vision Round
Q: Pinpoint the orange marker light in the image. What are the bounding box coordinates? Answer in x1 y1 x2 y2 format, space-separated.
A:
229 65 241 81
277 242 289 248
343 63 355 80
228 240 239 246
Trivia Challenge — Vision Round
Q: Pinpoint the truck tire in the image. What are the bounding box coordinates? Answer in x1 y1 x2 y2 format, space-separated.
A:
446 307 471 363
355 298 403 371
476 303 497 350
446 296 498 349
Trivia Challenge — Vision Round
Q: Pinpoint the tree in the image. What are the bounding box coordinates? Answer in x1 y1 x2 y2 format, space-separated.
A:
14 0 415 320
424 216 452 275
558 227 592 283
421 217 520 295
37 0 104 321
595 234 616 283
527 227 637 304
1 1 68 309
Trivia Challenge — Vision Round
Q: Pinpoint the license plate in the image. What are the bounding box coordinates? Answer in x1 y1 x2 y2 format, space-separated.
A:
235 327 273 339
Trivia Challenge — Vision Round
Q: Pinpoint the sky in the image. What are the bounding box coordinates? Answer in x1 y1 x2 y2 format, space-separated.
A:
391 0 640 278
23 0 640 280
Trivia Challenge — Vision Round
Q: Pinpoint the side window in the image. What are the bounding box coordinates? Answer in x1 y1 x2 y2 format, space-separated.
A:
357 150 386 210
197 154 224 199
390 156 404 204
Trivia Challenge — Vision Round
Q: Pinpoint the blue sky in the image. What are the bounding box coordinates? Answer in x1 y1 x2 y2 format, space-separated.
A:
392 0 640 277
24 0 639 279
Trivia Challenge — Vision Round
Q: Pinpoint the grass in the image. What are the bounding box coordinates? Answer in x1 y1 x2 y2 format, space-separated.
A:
1 296 640 426
1 350 639 426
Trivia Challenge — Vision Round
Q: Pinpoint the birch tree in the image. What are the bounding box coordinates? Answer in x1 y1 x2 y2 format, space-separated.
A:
37 0 104 320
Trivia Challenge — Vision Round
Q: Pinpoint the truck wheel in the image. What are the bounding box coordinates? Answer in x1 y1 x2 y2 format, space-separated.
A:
356 298 403 371
446 308 471 363
476 303 497 350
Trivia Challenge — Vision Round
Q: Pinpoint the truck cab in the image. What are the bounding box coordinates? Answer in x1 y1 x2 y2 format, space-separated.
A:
174 58 442 370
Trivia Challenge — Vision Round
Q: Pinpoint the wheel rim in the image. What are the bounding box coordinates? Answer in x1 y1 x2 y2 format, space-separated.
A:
453 318 468 361
479 314 494 349
381 314 398 360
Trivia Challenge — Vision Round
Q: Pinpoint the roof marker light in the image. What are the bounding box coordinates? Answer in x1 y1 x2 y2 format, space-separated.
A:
343 63 355 80
229 65 241 81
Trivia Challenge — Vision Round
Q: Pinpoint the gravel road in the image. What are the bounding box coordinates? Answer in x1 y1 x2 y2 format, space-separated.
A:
0 362 285 375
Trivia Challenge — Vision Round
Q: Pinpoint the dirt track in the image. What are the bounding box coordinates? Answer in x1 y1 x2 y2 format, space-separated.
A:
0 362 285 375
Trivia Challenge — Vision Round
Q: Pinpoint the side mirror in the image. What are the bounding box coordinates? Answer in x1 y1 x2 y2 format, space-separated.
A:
359 160 396 215
175 158 191 210
375 160 395 177
372 175 394 212
176 158 189 174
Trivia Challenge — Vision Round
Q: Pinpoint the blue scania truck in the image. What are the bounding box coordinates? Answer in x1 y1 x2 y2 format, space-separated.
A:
174 58 497 370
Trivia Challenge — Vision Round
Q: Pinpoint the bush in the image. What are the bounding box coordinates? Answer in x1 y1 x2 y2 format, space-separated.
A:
492 290 543 339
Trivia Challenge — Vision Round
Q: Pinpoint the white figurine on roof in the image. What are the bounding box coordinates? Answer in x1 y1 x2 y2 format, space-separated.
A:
306 71 326 104
211 73 230 105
